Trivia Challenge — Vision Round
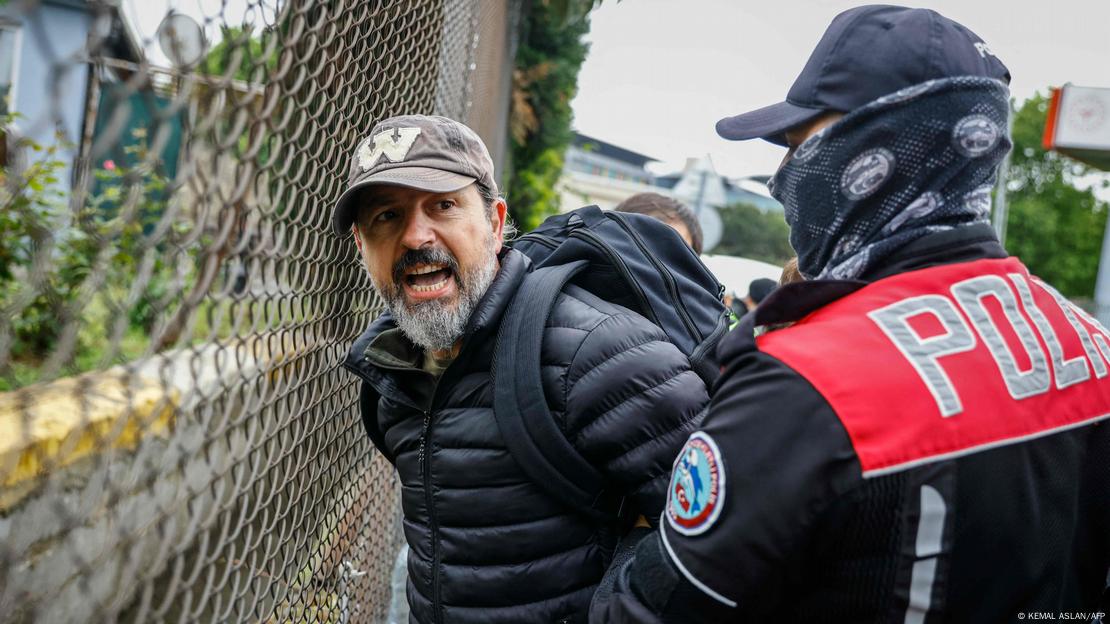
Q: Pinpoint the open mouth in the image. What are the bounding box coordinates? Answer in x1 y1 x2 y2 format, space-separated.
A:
403 263 454 293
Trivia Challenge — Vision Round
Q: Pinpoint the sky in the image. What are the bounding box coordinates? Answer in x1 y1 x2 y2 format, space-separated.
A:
571 0 1110 181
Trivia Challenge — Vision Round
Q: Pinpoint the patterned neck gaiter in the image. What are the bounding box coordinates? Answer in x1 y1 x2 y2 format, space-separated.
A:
768 76 1012 280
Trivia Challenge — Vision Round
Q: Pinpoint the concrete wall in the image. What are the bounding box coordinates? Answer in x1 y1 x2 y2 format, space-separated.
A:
0 340 405 623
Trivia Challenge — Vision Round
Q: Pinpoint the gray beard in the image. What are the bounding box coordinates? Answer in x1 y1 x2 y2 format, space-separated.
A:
373 246 498 353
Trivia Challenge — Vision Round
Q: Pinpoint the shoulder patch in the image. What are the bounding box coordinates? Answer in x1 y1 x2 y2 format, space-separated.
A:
666 432 725 536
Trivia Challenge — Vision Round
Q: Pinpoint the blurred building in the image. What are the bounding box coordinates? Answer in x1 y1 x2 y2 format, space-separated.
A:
0 0 142 179
655 164 782 213
558 131 782 252
558 132 660 211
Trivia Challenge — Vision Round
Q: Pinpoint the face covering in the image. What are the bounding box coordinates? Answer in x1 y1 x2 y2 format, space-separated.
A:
768 76 1012 280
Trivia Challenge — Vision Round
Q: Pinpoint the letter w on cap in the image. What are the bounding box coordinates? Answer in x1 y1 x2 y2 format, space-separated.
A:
358 127 422 171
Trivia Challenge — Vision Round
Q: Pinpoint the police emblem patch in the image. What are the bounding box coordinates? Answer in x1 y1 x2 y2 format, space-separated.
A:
666 432 725 536
952 114 1000 158
840 148 895 200
792 128 826 162
883 191 944 235
963 184 994 218
827 247 871 280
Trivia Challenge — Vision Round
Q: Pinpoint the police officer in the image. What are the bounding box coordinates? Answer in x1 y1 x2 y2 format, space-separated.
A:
596 6 1110 622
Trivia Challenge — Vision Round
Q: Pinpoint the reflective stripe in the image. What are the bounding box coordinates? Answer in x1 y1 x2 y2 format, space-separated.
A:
1010 273 1090 389
951 275 1051 400
904 485 947 624
1034 278 1110 379
868 294 977 417
904 558 938 624
863 410 1110 477
915 485 946 557
658 514 738 608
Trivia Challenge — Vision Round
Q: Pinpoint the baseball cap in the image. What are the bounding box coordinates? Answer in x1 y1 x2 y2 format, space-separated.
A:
331 115 497 235
716 5 1011 146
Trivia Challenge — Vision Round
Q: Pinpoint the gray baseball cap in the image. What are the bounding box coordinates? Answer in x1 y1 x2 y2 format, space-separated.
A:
331 115 497 234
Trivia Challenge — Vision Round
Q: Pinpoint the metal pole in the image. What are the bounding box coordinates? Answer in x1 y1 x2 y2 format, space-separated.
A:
1095 215 1110 328
992 100 1015 245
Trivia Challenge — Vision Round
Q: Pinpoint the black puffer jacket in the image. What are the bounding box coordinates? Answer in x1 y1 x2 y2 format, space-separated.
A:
342 249 709 624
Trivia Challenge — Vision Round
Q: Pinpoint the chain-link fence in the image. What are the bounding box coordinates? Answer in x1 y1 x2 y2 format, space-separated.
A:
0 1 519 621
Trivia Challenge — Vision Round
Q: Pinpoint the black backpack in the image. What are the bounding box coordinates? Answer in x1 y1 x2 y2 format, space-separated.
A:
493 205 728 521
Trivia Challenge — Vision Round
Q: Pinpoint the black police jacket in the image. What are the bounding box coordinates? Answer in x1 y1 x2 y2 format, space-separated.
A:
599 224 1110 623
342 249 708 624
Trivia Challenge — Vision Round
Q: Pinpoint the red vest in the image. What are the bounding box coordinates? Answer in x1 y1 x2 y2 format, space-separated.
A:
758 258 1110 477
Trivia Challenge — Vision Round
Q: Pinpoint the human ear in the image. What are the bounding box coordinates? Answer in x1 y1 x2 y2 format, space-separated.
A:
351 223 364 252
490 199 507 253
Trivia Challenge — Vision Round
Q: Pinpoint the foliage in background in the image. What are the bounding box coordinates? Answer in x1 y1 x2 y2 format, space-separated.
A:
506 0 593 230
0 126 71 358
1005 92 1109 299
85 133 182 333
200 25 279 83
199 25 278 167
0 126 180 390
715 202 794 265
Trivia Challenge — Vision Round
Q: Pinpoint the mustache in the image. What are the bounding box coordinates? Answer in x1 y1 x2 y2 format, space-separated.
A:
391 247 461 285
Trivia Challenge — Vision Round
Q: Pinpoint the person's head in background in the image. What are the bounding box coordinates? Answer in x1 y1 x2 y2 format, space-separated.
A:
615 193 704 255
722 291 745 318
779 257 803 285
742 278 777 312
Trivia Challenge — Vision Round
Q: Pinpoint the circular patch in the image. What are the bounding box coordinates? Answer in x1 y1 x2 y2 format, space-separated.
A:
831 234 863 260
883 191 944 235
952 114 1001 158
826 248 871 280
792 129 825 162
840 148 895 200
963 185 994 217
666 432 725 536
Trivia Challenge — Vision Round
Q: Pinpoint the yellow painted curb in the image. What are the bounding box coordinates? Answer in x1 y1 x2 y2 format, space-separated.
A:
0 372 179 512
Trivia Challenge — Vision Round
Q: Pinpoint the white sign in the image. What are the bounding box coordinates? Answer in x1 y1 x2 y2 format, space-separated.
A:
1053 85 1110 151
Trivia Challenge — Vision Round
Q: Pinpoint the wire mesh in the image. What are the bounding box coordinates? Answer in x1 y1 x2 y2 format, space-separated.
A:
0 1 508 622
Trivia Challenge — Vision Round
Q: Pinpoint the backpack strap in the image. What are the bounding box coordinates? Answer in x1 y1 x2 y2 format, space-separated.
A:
493 260 618 521
358 380 396 465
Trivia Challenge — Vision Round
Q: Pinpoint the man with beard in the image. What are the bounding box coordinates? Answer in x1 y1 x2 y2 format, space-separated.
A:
597 6 1110 623
334 115 708 624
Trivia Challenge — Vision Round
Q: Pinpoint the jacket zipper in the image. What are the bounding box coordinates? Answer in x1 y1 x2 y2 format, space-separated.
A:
570 228 659 326
416 407 442 623
608 211 702 343
516 232 560 250
518 229 657 323
352 354 445 623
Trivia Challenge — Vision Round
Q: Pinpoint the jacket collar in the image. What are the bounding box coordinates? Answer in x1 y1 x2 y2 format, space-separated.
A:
862 222 1006 281
463 247 532 337
757 222 1005 327
721 224 1007 363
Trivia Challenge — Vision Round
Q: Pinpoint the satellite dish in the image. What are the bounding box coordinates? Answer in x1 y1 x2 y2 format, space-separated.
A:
157 12 207 68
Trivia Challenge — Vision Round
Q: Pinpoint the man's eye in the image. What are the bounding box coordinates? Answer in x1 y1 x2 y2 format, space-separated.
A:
374 209 398 222
437 200 456 210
